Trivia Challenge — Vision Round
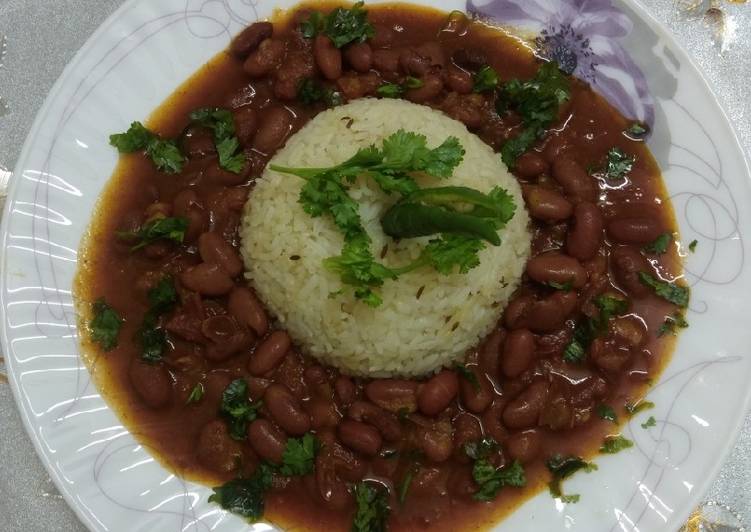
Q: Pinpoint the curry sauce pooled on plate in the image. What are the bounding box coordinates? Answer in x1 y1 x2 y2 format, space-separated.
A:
75 1 689 530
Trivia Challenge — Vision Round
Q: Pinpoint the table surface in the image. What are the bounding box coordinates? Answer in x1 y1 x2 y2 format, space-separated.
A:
0 0 750 531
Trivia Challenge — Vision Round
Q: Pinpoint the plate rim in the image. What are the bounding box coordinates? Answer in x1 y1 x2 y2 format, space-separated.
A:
1 0 750 530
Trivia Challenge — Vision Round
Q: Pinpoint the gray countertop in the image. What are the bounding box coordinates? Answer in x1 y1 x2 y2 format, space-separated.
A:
0 0 749 530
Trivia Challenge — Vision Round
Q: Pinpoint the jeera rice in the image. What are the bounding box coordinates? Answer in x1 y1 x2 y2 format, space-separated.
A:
240 98 531 377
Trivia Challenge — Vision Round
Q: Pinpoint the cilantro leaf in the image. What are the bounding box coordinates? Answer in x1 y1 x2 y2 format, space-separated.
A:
625 400 654 416
498 61 571 167
658 312 689 337
352 481 390 532
638 272 690 307
454 363 480 392
464 437 499 460
418 136 465 178
118 216 188 251
473 65 500 93
641 416 657 429
209 463 274 522
624 121 649 139
138 317 168 363
297 78 341 107
110 121 186 174
643 232 672 255
189 107 246 173
546 454 598 499
186 383 204 404
560 494 580 503
397 468 415 505
472 459 526 501
404 76 423 89
603 147 635 181
689 239 698 252
147 277 178 314
563 294 628 363
423 235 485 275
219 379 263 440
90 298 123 351
548 280 573 291
304 1 375 48
599 434 633 454
596 403 618 423
377 83 404 98
279 433 321 477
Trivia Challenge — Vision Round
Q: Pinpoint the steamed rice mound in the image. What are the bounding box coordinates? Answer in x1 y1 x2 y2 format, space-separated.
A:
240 99 531 377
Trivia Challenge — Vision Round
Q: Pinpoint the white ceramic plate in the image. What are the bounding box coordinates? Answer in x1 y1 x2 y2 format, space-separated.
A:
2 0 750 530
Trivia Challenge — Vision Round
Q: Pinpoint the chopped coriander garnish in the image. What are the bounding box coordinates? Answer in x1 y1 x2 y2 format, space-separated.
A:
209 463 274 522
136 277 178 363
599 434 634 454
473 65 500 93
89 298 123 351
376 82 404 98
279 433 321 477
297 78 341 107
117 216 188 251
219 379 262 440
638 272 690 307
563 294 628 363
546 454 598 500
147 277 178 314
464 437 499 460
397 467 415 504
603 147 635 181
472 459 526 501
300 1 374 48
689 239 698 252
641 416 657 429
658 312 689 337
110 121 186 174
548 280 573 291
498 61 571 168
404 76 423 89
643 232 672 255
186 383 205 404
596 403 618 423
352 481 390 532
625 400 655 416
189 107 246 173
454 363 480 391
624 121 649 139
560 494 580 503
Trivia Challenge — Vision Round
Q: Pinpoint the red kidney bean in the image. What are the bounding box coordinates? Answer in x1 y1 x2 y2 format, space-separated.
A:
246 376 271 401
129 360 172 408
173 188 208 243
442 93 484 129
265 384 311 436
502 380 549 429
611 316 646 347
180 262 234 296
481 400 509 443
233 106 258 147
372 49 400 72
416 42 445 67
338 419 382 456
365 379 418 413
231 22 273 58
399 48 432 76
452 412 482 463
203 328 255 362
416 418 453 462
252 106 294 154
405 75 443 103
228 287 269 336
196 420 243 473
336 71 382 99
552 157 598 203
198 232 243 277
369 24 394 47
459 367 494 414
504 294 535 330
248 330 290 376
567 202 604 260
347 401 402 442
501 329 536 378
182 127 215 158
248 419 287 463
334 376 356 406
243 38 285 78
315 452 351 509
610 246 652 298
523 185 574 223
445 64 473 94
607 217 663 245
526 251 587 288
514 152 548 178
527 291 579 333
505 430 542 464
313 35 342 80
417 370 459 416
274 351 308 399
478 328 504 380
590 338 632 372
308 399 341 430
205 160 250 186
274 52 315 100
344 41 372 72
144 202 171 221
